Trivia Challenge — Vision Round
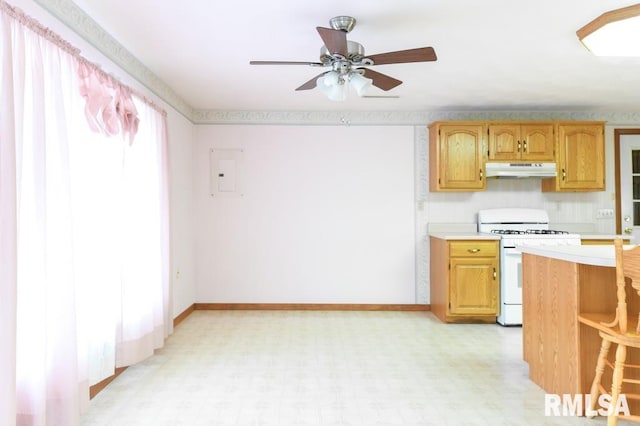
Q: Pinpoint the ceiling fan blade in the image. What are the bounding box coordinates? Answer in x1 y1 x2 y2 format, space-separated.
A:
366 47 437 65
295 72 328 91
250 60 324 66
361 68 403 91
316 27 348 57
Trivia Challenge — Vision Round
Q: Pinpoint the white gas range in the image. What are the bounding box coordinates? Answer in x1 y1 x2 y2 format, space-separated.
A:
477 208 582 326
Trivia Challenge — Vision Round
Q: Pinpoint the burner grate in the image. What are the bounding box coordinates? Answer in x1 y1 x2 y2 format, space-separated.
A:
525 229 569 235
490 229 570 235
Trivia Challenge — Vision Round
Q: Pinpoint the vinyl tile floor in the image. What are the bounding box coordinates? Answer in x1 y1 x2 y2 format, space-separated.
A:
80 310 629 426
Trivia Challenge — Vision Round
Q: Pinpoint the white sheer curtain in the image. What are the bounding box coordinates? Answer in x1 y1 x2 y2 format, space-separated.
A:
0 2 171 425
0 7 20 425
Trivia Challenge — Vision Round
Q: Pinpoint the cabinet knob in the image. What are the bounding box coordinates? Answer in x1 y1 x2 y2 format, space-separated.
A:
493 268 497 279
517 141 521 152
479 169 483 180
523 141 528 152
562 168 566 180
468 248 481 253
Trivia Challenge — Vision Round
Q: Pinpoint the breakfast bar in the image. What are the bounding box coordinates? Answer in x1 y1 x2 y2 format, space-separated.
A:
520 244 640 402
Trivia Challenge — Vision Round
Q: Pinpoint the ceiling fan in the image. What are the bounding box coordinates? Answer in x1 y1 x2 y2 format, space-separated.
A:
249 16 437 100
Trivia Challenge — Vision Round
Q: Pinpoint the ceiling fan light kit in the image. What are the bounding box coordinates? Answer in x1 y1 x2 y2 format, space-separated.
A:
578 3 640 56
317 71 346 101
317 70 373 101
249 16 437 101
348 72 373 96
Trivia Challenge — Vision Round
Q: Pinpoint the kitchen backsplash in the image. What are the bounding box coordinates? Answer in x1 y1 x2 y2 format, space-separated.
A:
425 179 608 223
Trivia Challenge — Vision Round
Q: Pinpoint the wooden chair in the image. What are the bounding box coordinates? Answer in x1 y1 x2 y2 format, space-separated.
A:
588 238 640 425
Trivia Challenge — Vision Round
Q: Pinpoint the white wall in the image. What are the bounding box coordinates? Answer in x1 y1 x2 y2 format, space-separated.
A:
167 114 196 317
193 122 621 306
193 125 416 304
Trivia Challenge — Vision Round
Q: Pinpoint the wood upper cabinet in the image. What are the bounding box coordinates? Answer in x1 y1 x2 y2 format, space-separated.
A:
430 237 499 323
542 123 605 192
429 122 486 191
488 123 555 161
429 120 606 193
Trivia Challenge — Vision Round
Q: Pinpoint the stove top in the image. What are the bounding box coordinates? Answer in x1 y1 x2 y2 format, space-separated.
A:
477 208 581 244
491 229 582 248
490 229 571 235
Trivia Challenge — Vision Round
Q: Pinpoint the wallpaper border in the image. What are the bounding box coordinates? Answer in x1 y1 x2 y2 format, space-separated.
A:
191 110 640 125
33 0 194 119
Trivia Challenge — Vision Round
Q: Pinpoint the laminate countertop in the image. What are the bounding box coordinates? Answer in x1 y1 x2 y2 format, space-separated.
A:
581 234 633 240
518 244 619 267
429 232 631 243
428 232 500 241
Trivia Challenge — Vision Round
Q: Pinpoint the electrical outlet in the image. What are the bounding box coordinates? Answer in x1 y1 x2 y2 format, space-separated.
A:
596 209 614 219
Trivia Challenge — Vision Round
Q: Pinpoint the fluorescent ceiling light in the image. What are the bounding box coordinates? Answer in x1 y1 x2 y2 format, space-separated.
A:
577 3 640 56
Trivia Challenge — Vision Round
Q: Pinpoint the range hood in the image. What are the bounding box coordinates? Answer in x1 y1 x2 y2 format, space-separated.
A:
485 162 557 178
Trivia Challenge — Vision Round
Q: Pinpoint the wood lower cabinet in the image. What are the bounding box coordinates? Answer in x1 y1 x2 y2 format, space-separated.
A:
488 123 555 161
429 122 486 191
542 123 605 192
430 237 499 323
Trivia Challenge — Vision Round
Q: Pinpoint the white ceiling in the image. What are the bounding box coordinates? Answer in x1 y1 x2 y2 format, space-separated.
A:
69 0 640 113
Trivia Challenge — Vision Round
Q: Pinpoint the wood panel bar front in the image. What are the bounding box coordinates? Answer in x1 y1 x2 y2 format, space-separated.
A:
521 244 640 417
522 253 584 395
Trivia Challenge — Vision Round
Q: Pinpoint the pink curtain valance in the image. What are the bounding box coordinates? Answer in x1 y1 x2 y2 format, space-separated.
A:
1 0 161 145
78 61 139 144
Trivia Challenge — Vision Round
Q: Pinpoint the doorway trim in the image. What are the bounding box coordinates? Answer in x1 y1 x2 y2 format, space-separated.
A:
614 129 640 233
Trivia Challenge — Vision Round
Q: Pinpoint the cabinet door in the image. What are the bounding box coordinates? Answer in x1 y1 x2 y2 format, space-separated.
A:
438 125 485 190
449 257 498 315
557 124 604 190
521 124 555 161
488 125 520 160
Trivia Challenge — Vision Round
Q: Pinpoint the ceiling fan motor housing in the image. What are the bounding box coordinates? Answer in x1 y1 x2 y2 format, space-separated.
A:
320 40 366 63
